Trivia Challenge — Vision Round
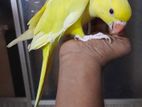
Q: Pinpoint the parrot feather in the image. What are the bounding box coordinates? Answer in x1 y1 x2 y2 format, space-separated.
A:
34 43 52 107
34 36 61 107
28 2 47 29
7 1 48 48
7 29 34 48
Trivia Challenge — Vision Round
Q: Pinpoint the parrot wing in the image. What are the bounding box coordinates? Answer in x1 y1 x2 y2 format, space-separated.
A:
7 1 48 48
7 29 34 48
29 0 89 50
28 1 48 29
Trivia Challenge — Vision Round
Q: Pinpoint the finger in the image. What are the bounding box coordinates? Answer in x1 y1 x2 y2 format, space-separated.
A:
84 36 131 65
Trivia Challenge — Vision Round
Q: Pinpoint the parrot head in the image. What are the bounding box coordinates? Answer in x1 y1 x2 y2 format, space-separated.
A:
89 0 132 34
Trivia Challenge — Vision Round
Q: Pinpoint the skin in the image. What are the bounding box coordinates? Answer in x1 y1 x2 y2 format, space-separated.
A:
55 22 131 107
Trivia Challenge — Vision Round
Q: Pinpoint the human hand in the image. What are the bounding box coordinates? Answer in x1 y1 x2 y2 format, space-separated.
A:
60 36 131 67
56 20 131 107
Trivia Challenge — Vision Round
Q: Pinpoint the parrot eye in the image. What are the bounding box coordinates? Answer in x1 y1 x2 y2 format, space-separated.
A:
109 8 114 15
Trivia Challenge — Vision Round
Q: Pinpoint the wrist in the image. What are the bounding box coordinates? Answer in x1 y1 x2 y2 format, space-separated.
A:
59 41 101 73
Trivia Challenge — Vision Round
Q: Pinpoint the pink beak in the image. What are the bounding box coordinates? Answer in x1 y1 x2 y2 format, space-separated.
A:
109 21 126 34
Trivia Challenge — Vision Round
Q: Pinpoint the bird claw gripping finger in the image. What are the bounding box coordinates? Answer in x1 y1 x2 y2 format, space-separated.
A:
75 32 112 43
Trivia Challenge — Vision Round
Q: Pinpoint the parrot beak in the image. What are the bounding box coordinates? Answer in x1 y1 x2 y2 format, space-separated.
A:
109 21 126 35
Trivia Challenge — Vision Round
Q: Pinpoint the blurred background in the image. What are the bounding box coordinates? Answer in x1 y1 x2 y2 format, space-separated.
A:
0 0 142 107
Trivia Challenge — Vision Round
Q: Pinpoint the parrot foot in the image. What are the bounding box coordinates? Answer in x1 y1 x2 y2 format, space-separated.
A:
75 32 112 43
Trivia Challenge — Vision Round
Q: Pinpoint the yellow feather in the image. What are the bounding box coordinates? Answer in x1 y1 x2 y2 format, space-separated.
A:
28 1 48 29
7 29 34 48
34 43 51 107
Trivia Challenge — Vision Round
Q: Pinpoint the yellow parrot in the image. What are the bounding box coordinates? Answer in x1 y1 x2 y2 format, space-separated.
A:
7 0 132 106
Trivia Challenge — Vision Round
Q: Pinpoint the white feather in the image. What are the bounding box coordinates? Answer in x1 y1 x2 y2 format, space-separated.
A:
63 11 80 29
7 29 34 48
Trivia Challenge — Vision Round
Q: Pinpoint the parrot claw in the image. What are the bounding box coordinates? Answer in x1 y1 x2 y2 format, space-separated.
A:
75 32 112 43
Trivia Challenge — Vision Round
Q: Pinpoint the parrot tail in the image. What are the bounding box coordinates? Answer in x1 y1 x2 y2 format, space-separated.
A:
34 43 52 107
34 35 61 107
7 29 34 48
